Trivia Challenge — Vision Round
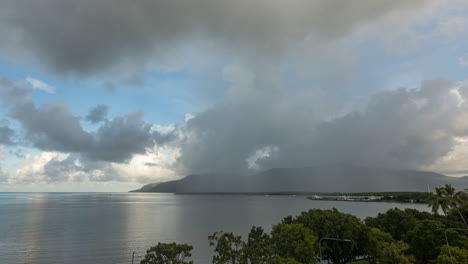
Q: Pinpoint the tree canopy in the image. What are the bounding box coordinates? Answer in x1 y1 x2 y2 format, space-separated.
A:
140 242 194 264
140 185 468 264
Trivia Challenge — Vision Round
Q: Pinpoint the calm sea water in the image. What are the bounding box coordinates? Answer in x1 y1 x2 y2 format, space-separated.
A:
0 192 430 264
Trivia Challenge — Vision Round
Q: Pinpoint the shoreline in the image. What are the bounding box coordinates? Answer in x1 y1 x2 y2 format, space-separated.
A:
132 191 434 204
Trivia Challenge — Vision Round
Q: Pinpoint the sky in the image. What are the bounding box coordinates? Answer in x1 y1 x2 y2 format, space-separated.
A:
1 0 468 192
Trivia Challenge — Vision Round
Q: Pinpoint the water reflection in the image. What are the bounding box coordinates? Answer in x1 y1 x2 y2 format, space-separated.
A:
0 193 429 264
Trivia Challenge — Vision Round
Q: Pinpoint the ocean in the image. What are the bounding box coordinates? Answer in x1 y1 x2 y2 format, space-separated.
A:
0 192 429 264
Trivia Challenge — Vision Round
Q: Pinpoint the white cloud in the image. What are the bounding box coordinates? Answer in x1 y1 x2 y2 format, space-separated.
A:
246 145 279 171
111 146 180 182
422 137 468 176
459 53 468 67
15 152 65 183
26 77 56 93
184 113 194 122
8 144 180 184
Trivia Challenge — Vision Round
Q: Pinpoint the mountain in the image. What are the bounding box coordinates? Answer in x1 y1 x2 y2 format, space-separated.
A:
130 165 468 193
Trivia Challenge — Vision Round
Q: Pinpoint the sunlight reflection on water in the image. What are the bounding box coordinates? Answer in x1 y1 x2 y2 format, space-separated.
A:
0 192 429 264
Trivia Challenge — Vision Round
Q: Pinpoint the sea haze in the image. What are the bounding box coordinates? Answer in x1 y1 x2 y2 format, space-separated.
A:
132 165 468 193
0 192 429 264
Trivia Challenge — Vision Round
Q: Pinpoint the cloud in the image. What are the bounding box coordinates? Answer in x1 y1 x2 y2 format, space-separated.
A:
0 78 173 164
85 104 108 124
11 148 25 158
0 169 8 182
460 53 468 67
4 75 468 183
175 78 468 174
0 125 14 145
2 0 468 186
14 151 63 183
88 111 156 162
25 77 56 93
41 154 124 182
422 136 468 175
0 0 433 76
12 144 179 183
0 146 10 183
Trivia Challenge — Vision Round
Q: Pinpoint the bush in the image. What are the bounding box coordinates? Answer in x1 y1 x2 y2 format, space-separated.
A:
140 242 194 264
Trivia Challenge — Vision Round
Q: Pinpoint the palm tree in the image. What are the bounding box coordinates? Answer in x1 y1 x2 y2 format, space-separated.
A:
429 184 467 229
442 184 467 229
429 186 449 215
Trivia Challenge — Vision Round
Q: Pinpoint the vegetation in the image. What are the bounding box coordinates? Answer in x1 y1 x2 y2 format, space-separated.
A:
140 185 468 264
208 231 245 264
435 245 468 264
429 184 468 228
270 224 316 263
140 242 194 264
332 192 436 203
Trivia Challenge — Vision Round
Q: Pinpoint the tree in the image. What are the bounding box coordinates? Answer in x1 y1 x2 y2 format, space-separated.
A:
289 208 368 264
429 186 450 215
244 226 279 264
365 228 416 264
435 245 468 264
446 202 468 229
364 208 420 241
365 228 394 263
441 184 468 229
278 258 303 264
140 242 193 264
377 241 415 264
209 231 245 264
405 220 446 263
429 184 468 228
270 223 316 263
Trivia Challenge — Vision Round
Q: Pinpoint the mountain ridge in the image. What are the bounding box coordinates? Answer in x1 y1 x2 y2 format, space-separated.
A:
130 165 468 193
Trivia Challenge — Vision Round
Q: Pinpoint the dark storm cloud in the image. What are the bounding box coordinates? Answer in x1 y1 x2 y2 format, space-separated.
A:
0 0 460 184
88 111 155 162
3 77 467 182
176 79 468 174
0 0 429 75
0 125 14 145
85 105 108 124
0 79 171 163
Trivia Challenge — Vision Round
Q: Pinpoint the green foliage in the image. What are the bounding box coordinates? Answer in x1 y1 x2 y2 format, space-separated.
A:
444 201 468 228
244 226 280 264
365 228 415 264
429 184 468 228
140 242 193 264
141 187 466 264
435 245 468 264
430 186 451 215
270 223 316 263
278 257 303 264
445 228 468 250
325 192 436 203
377 192 435 203
365 228 394 263
289 208 368 264
405 220 446 263
209 231 245 264
376 241 415 264
364 208 420 241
